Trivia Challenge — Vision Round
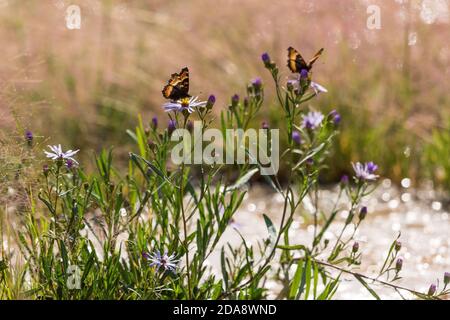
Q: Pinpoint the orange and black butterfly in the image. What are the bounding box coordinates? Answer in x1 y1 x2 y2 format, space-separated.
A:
162 67 190 101
287 47 324 74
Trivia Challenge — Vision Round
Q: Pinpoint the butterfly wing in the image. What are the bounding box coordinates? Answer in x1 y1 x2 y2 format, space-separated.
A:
307 48 324 69
162 67 190 100
287 47 308 73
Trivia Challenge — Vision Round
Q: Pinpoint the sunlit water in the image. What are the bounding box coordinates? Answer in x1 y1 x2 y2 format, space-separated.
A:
210 180 450 299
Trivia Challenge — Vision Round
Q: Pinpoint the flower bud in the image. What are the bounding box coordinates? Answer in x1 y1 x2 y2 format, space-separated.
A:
261 121 269 130
352 242 359 253
206 95 216 110
329 109 341 125
25 130 33 146
43 164 49 176
300 69 309 80
444 272 450 285
168 120 176 136
395 258 403 272
427 284 437 296
340 175 349 185
292 131 301 145
252 77 262 91
395 241 402 251
243 97 249 108
261 52 271 67
147 139 155 149
186 120 194 133
151 116 158 129
359 206 367 221
231 94 239 107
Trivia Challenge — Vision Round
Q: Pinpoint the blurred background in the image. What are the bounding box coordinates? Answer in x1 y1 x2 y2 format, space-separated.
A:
1 0 449 188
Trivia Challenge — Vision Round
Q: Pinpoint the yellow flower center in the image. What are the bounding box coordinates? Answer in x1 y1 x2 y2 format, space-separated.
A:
180 97 190 108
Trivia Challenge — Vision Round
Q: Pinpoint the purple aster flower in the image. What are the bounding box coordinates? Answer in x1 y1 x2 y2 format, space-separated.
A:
168 120 176 135
206 94 216 109
261 52 270 64
310 82 328 94
292 130 301 144
352 162 379 181
302 111 324 130
151 116 158 129
427 284 437 296
44 144 79 165
143 250 178 273
163 96 206 113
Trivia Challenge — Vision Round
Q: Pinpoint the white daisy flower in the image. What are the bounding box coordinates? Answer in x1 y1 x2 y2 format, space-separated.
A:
163 96 206 113
44 144 79 164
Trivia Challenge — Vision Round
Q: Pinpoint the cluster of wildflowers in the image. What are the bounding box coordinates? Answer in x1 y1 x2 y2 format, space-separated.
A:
9 47 447 301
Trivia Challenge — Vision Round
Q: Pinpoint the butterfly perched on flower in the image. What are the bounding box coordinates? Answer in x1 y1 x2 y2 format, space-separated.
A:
287 47 324 74
162 67 190 101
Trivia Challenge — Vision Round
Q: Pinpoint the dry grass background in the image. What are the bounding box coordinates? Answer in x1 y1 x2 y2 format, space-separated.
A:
0 0 449 184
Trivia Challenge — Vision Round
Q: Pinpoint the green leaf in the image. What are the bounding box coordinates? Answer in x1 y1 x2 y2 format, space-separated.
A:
354 274 381 300
227 168 259 191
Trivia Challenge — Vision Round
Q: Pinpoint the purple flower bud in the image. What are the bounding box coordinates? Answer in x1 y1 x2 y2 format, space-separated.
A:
395 241 402 251
366 161 378 174
261 52 270 64
168 120 176 135
151 116 158 129
427 283 437 296
359 206 367 221
292 131 301 145
300 69 309 80
206 94 216 109
306 158 314 166
252 77 262 90
25 130 33 143
340 175 349 185
66 159 74 169
329 109 341 125
444 272 450 285
352 242 359 253
43 164 49 176
395 258 403 272
147 139 155 149
261 121 269 130
231 94 239 106
186 120 194 132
